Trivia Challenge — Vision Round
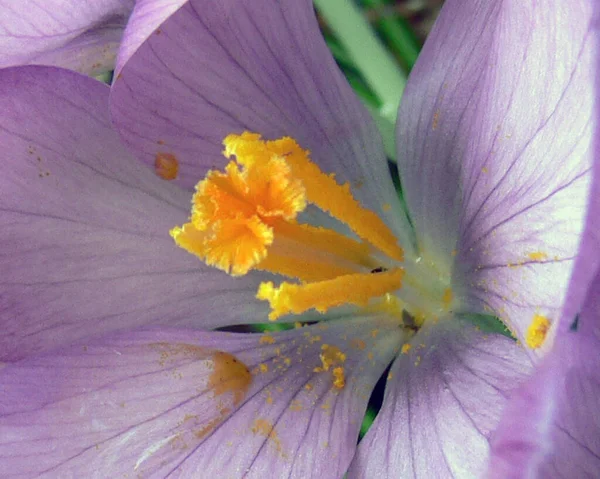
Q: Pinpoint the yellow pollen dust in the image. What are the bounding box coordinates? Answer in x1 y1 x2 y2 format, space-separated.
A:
526 314 551 349
171 131 405 321
313 344 347 389
527 251 548 261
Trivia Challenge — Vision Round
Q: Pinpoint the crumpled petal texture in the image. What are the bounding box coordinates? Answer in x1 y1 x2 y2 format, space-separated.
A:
349 321 532 478
0 66 271 361
396 0 597 345
0 0 135 75
0 317 403 478
110 0 415 251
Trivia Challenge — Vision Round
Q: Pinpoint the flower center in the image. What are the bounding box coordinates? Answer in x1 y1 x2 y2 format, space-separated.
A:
171 132 453 325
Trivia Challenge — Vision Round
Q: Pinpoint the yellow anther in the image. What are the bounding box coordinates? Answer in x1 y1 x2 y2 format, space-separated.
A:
257 269 404 321
266 136 404 261
172 131 408 322
526 314 551 349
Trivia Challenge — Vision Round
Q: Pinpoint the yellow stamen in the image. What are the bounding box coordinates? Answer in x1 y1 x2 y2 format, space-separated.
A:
172 131 408 322
256 269 404 320
526 314 551 349
265 136 404 261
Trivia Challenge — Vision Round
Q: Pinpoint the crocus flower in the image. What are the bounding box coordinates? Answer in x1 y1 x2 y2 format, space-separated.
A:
0 0 135 75
0 0 597 478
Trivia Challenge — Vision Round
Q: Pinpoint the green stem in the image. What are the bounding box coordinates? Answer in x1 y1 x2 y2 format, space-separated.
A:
360 99 396 160
314 0 406 124
360 0 421 71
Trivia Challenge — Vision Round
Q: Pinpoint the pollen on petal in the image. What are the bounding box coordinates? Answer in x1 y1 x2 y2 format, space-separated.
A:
208 351 252 407
527 251 548 261
154 152 179 180
525 314 551 349
332 367 345 389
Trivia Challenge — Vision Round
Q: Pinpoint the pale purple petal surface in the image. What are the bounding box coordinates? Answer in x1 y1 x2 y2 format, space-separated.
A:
0 0 135 75
0 317 402 478
488 119 600 477
488 273 600 479
396 0 597 343
349 322 532 478
0 66 271 361
110 0 414 249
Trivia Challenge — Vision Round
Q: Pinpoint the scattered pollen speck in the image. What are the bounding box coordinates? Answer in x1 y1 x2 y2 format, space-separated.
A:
154 152 179 180
527 251 548 261
481 167 489 174
382 203 391 212
401 343 411 354
259 363 269 373
332 366 345 389
251 418 285 456
432 110 440 130
526 314 551 349
208 351 252 406
259 334 276 344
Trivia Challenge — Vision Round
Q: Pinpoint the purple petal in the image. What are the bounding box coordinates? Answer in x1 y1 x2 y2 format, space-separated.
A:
348 322 532 478
0 0 134 75
0 317 402 477
110 0 412 246
0 66 271 361
396 0 597 343
488 137 600 477
488 278 600 478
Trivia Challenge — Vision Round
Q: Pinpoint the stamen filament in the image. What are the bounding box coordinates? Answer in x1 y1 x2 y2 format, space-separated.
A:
257 268 404 320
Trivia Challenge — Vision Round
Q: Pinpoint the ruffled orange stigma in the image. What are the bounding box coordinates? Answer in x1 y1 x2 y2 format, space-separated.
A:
256 269 404 320
526 314 551 349
170 137 306 275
